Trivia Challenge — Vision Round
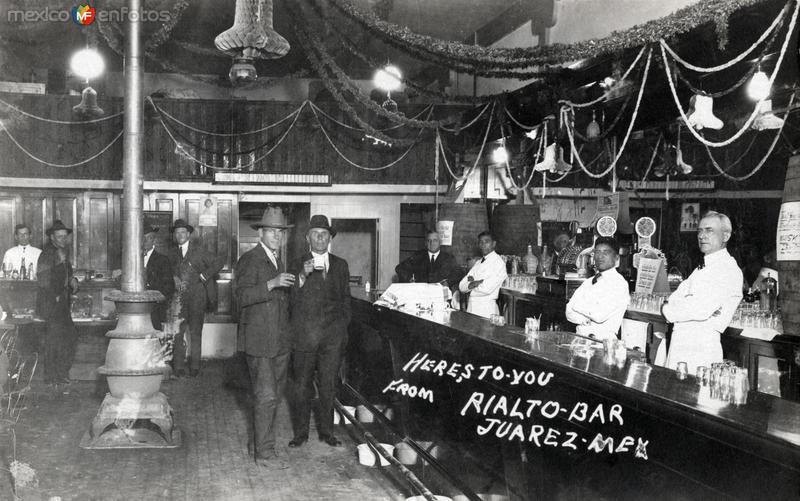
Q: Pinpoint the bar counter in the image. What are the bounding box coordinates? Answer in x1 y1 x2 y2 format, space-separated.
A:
348 289 800 500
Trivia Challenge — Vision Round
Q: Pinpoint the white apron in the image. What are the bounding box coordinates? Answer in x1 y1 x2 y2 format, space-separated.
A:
467 296 499 319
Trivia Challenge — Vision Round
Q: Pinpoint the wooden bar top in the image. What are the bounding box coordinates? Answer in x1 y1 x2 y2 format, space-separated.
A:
351 290 800 458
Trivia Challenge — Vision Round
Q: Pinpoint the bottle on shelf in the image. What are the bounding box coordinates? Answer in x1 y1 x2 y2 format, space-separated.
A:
744 287 756 303
28 263 34 281
524 244 539 276
540 245 551 276
410 273 416 283
760 272 778 313
20 257 26 280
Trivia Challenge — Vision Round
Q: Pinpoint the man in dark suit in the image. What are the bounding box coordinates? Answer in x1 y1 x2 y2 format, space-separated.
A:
288 215 351 448
234 207 296 469
143 226 174 330
168 219 223 378
395 230 463 289
36 220 79 385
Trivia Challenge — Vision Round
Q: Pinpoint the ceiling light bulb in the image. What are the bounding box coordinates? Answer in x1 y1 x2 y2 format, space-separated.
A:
70 48 105 81
491 146 509 164
374 65 402 92
747 70 771 101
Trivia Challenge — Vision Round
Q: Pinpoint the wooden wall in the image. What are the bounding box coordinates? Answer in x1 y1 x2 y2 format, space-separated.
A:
0 93 448 185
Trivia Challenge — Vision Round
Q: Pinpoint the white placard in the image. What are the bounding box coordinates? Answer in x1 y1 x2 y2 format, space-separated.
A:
777 201 800 260
635 257 661 294
198 197 217 227
436 220 454 246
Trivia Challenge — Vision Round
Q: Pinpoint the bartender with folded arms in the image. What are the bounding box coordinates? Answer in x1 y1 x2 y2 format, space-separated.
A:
565 236 630 340
661 211 743 373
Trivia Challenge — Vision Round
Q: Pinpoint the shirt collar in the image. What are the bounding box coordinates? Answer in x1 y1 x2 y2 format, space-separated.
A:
180 242 189 250
703 248 731 267
311 251 329 258
428 251 440 259
259 241 278 258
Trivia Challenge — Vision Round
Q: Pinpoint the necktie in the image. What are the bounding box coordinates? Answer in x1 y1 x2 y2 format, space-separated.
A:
181 246 186 259
697 262 705 270
592 273 601 285
430 255 435 266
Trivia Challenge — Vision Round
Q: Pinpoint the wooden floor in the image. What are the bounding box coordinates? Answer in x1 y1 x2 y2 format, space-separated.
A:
2 360 410 501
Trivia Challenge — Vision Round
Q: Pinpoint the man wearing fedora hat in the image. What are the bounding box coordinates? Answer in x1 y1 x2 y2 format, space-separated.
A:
288 214 351 448
143 226 174 330
36 220 80 385
234 206 296 468
168 218 223 378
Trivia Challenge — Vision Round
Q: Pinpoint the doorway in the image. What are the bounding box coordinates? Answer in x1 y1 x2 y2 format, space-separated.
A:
331 218 379 287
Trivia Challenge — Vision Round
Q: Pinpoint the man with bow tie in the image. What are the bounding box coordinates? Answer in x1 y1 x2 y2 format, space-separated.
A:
3 224 42 278
234 207 296 469
288 215 351 450
395 230 463 290
662 211 743 373
142 226 174 330
458 231 507 318
168 218 223 378
566 236 630 340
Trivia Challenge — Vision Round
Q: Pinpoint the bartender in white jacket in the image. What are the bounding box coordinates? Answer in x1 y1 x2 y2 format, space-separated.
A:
458 231 508 318
565 237 630 340
661 211 743 373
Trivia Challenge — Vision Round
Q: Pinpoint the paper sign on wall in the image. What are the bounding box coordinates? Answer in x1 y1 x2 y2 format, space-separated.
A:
198 197 217 227
635 257 669 294
777 201 800 261
437 220 454 246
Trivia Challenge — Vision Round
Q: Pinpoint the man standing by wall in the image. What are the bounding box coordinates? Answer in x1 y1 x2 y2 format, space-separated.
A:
458 231 507 318
3 223 42 278
143 226 174 330
169 219 223 378
662 211 743 373
36 220 78 385
395 230 463 289
288 215 351 449
235 207 295 469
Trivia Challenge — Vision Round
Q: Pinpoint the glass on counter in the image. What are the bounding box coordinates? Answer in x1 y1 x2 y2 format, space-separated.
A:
730 302 782 331
503 274 537 293
628 292 670 314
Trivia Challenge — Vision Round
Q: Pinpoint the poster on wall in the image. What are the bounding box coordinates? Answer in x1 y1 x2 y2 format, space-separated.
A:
198 197 217 227
436 220 454 246
680 203 700 232
777 201 800 260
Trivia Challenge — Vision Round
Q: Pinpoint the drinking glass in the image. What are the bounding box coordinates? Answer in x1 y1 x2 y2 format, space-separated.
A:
676 361 688 380
696 366 707 386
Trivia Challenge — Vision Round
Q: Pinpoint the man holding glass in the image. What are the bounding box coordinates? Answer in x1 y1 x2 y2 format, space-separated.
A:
565 236 630 340
234 207 295 469
661 211 743 373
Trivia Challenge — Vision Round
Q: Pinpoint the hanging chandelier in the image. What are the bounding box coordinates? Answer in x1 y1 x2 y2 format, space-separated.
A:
214 0 290 85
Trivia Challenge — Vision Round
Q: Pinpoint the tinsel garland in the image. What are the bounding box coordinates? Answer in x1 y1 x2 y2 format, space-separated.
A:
324 0 775 68
299 24 447 132
297 31 421 147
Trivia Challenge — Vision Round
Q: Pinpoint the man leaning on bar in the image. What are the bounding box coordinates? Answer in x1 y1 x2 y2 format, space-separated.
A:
661 211 743 374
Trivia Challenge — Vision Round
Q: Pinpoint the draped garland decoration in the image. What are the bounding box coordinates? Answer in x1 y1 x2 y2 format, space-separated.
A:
323 0 773 68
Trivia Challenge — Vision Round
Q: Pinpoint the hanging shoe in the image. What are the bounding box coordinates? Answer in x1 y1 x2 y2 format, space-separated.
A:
752 99 784 130
687 94 723 130
533 143 556 172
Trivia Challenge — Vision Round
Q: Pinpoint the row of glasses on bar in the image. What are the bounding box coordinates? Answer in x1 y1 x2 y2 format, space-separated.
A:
504 274 537 293
731 302 782 331
628 292 670 313
695 361 749 405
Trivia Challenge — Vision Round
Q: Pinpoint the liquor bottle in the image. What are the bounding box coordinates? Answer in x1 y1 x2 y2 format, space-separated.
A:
28 263 34 281
20 257 26 280
744 287 756 303
540 245 552 276
410 273 415 283
524 244 539 275
760 273 778 313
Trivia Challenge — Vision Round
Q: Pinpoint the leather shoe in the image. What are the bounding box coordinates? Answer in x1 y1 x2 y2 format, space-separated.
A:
175 369 186 378
319 435 341 447
188 369 200 378
288 436 308 448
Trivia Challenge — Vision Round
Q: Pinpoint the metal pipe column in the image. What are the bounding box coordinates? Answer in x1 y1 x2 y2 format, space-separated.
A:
122 0 144 293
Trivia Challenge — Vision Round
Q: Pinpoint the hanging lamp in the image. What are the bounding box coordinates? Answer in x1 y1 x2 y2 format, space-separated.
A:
586 110 600 140
72 86 104 119
747 67 771 101
214 0 290 85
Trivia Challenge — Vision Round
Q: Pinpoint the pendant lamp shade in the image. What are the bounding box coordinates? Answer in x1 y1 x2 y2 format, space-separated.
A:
215 0 290 84
72 86 104 119
586 111 600 140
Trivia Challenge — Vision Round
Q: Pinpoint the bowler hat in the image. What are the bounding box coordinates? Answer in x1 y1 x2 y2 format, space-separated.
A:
143 225 159 235
171 219 194 233
250 206 294 230
308 214 336 237
46 220 72 236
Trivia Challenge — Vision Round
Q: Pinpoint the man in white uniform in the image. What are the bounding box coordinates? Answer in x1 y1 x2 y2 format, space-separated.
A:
2 224 42 278
661 211 742 373
458 231 507 318
565 237 630 340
